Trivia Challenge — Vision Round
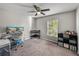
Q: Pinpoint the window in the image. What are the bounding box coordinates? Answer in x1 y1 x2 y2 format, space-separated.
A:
47 19 58 37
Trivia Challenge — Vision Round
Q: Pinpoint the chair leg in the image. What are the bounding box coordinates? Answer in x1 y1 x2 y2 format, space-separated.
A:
72 46 75 51
69 44 70 49
57 43 58 45
57 41 64 47
74 46 77 52
62 43 64 47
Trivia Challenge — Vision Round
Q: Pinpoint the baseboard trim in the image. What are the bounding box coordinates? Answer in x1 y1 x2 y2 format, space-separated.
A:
41 38 57 44
23 37 30 40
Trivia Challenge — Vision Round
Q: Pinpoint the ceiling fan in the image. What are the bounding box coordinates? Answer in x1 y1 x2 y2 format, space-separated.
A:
29 5 50 16
17 4 50 16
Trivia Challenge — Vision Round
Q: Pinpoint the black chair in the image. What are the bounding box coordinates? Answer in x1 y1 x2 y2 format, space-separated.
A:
69 35 77 52
58 33 64 46
30 30 40 39
63 37 69 48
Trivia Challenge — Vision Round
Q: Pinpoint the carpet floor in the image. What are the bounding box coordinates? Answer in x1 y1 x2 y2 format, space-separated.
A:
11 39 77 56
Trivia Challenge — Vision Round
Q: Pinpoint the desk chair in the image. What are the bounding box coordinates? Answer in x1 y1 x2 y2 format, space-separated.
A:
69 35 77 52
58 33 64 47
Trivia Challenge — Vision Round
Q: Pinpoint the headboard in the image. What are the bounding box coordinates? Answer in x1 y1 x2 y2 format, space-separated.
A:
6 27 24 34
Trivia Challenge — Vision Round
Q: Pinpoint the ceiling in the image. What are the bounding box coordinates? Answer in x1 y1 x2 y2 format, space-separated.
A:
0 3 79 18
17 3 79 18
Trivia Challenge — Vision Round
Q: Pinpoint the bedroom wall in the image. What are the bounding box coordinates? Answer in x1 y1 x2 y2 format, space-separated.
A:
76 7 79 54
34 11 76 42
0 4 32 40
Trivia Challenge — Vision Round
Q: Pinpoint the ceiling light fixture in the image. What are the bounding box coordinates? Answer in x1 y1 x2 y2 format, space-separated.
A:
37 12 40 14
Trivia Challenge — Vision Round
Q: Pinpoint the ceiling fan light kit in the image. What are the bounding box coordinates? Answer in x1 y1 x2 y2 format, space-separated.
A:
30 5 50 16
37 12 40 14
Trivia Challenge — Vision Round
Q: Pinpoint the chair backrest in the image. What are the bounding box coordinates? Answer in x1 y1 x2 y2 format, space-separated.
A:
69 35 77 43
30 30 40 35
58 33 63 38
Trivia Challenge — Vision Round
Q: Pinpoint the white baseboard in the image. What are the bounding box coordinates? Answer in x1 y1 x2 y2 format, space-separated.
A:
22 37 30 40
41 38 57 43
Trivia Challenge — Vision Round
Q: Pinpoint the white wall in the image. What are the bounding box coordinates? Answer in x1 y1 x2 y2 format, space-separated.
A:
0 4 32 40
34 11 76 42
76 7 79 54
31 18 37 30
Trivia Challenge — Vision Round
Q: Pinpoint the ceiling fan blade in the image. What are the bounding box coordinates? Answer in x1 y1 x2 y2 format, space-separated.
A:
33 5 41 12
35 13 38 16
41 9 50 11
33 5 38 10
41 12 45 15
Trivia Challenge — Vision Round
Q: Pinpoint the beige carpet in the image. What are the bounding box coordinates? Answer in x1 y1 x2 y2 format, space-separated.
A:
11 39 77 56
